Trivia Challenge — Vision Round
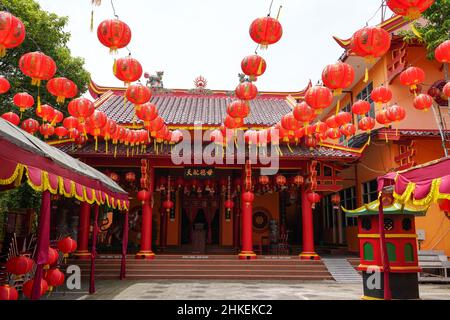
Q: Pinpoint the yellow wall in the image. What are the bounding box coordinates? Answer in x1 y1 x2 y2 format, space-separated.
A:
416 204 450 256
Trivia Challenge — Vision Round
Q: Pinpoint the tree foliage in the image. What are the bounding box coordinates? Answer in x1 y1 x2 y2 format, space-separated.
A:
399 0 450 59
0 0 90 117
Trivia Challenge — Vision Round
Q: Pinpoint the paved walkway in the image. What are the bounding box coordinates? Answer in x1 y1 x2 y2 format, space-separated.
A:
44 280 450 300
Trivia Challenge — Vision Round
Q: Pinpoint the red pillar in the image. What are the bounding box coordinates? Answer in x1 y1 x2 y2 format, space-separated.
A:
74 202 91 260
239 192 256 260
299 188 320 260
136 166 155 259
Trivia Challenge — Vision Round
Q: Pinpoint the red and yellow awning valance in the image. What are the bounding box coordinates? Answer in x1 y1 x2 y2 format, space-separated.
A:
0 158 129 210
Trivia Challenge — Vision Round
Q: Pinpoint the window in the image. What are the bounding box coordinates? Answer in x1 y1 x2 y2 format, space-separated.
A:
323 195 334 229
402 218 412 231
363 179 378 204
362 217 372 231
340 187 357 227
387 243 397 262
404 244 414 262
356 82 375 119
363 242 374 261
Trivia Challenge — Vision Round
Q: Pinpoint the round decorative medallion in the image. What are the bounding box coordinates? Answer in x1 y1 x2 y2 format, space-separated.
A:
252 209 271 232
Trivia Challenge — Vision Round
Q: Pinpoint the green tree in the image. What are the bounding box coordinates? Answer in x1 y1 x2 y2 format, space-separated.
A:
400 0 450 60
0 0 90 118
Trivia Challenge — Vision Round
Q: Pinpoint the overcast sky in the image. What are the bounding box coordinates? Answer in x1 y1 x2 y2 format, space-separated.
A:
36 0 388 92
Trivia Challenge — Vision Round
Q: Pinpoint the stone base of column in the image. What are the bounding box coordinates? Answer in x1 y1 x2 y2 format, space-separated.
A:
299 252 321 260
73 250 91 260
135 251 155 260
238 251 257 260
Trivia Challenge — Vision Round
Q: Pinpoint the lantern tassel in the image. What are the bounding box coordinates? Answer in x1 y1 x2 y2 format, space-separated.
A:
411 23 423 41
287 143 293 154
95 136 98 151
335 99 341 116
114 145 117 158
126 146 129 157
364 67 369 83
37 86 42 113
105 140 109 154
0 46 6 58
113 58 117 75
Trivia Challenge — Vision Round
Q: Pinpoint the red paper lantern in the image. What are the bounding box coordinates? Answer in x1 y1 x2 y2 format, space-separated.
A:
137 189 151 204
305 86 333 114
22 279 48 299
39 124 55 139
47 247 59 266
322 62 355 95
162 199 174 212
386 104 406 122
0 76 10 94
36 104 55 123
0 12 26 57
358 116 376 132
45 268 65 291
435 40 450 64
13 92 34 113
86 110 107 137
244 130 258 145
113 56 143 85
235 82 258 101
109 172 120 183
46 77 78 104
68 98 95 122
241 54 267 81
335 112 352 126
19 51 57 86
371 86 393 106
376 109 391 126
307 191 321 207
304 135 318 149
281 113 300 134
331 193 341 205
1 112 20 126
275 175 287 187
350 26 391 60
50 110 64 126
351 100 371 115
413 93 434 111
21 118 40 134
293 175 304 187
54 126 68 139
242 191 255 203
258 175 270 186
224 199 235 209
6 255 34 275
57 237 77 257
443 82 450 98
224 115 243 130
249 16 283 48
125 172 136 183
97 19 131 53
327 128 341 140
63 116 80 130
227 100 250 119
75 134 87 146
145 116 164 135
293 102 315 125
326 115 339 129
386 0 435 20
340 123 357 138
400 66 426 92
126 83 152 105
0 285 18 300
136 102 158 124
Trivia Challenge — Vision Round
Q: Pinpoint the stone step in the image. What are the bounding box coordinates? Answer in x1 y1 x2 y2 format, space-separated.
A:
81 274 334 281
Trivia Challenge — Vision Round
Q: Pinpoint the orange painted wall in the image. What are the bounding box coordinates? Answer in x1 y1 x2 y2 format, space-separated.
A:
252 193 279 244
415 204 450 256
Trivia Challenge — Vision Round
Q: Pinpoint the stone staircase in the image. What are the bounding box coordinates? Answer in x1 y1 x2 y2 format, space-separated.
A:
322 257 362 283
71 255 333 281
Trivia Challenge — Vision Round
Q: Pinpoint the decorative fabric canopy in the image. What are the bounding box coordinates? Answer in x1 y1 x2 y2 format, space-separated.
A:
0 118 129 210
343 200 428 218
377 157 450 207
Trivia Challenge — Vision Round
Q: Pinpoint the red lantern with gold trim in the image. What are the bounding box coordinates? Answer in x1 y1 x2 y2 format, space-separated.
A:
413 94 434 111
36 104 55 123
249 16 283 48
23 279 48 299
39 124 55 139
305 86 333 114
6 255 34 275
113 56 143 85
145 116 164 136
46 247 59 267
46 77 78 104
242 191 255 203
97 19 131 53
331 193 341 205
358 116 376 132
224 115 243 130
386 0 435 20
435 40 450 64
0 12 26 57
19 51 56 86
304 135 318 149
327 128 341 140
0 285 18 300
1 112 20 126
162 199 174 212
63 116 79 130
351 100 371 116
125 172 136 184
386 104 406 122
54 126 68 139
322 62 355 96
0 76 10 94
21 118 40 134
336 112 352 126
235 82 258 101
13 92 34 113
376 109 391 126
225 199 235 210
57 237 77 258
227 100 250 119
443 82 450 98
293 175 304 187
326 115 340 129
293 102 315 125
275 175 287 187
307 191 321 208
259 175 270 186
137 189 151 204
340 123 357 138
44 268 65 291
371 86 393 107
126 83 152 105
400 66 426 93
68 98 95 122
241 54 267 81
281 113 300 135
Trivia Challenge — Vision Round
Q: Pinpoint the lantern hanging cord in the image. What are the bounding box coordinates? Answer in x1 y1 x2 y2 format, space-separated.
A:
267 0 274 17
365 2 384 26
111 0 119 19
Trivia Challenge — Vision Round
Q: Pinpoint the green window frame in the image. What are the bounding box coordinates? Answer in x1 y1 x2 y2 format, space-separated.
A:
387 242 397 262
363 242 374 261
404 243 415 262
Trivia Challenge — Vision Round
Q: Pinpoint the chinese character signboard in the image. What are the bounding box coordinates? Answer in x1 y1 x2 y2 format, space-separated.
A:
184 167 215 179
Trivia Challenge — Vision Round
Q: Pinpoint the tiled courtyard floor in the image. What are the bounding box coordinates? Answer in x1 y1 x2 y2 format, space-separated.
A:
44 280 450 300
